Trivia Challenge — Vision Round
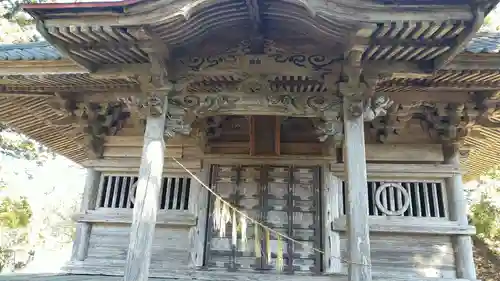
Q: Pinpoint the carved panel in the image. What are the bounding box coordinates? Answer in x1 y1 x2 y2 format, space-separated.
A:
169 93 342 117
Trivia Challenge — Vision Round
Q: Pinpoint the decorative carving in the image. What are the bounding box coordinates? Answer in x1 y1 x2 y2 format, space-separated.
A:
268 54 341 72
375 183 410 216
367 92 500 144
238 74 270 93
313 117 343 144
179 55 238 72
169 93 342 118
47 96 129 159
363 95 394 122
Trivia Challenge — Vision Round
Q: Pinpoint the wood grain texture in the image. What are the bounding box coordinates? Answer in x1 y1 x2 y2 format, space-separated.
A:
123 107 167 281
187 164 209 268
323 169 342 273
338 234 456 279
343 97 372 281
81 159 202 172
364 144 444 162
73 209 196 226
86 225 191 265
332 216 475 235
330 163 460 178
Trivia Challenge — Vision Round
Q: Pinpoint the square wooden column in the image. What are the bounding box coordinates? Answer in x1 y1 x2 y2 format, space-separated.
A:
444 144 476 280
343 96 372 281
124 94 168 281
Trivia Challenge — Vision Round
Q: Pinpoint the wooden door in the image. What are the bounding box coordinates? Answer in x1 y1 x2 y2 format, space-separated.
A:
204 165 322 274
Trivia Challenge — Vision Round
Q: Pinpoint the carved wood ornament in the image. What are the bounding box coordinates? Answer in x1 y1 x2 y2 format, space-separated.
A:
47 95 130 159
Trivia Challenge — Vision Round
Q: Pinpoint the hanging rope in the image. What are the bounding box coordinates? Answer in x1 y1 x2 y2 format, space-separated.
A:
172 157 457 269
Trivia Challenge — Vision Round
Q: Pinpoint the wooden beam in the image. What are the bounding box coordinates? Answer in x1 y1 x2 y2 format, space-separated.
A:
73 209 196 226
364 143 444 162
332 216 476 235
443 53 500 70
0 60 87 75
91 55 424 78
342 96 372 281
123 97 167 281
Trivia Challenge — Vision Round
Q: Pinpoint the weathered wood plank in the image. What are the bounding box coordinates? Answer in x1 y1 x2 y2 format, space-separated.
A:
342 96 372 281
332 216 475 235
364 144 444 162
330 163 460 178
73 209 196 226
123 98 168 281
81 159 202 172
203 155 332 166
103 146 183 158
339 233 456 279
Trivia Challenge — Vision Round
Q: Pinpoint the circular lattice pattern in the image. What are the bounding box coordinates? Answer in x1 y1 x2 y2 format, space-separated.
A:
128 181 138 204
375 183 410 216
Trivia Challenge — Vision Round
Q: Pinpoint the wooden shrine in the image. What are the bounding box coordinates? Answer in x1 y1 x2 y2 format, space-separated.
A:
1 0 500 281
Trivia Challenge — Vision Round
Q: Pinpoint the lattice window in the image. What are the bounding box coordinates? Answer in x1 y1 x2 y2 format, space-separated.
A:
341 180 448 218
96 174 192 210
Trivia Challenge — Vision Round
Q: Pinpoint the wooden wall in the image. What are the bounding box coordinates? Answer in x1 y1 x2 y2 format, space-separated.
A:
72 138 474 281
339 234 456 279
67 224 193 276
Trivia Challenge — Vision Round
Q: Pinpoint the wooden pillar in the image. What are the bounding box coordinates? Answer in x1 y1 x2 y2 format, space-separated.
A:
343 96 372 281
188 163 210 268
444 144 476 280
124 95 168 281
322 167 342 273
72 168 100 261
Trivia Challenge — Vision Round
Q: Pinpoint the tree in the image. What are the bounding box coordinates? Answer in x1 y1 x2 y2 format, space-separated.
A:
0 123 54 166
1 0 45 25
470 192 500 240
0 124 59 272
0 195 33 271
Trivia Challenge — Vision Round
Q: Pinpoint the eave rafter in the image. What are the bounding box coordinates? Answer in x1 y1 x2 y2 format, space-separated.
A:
434 5 485 70
24 0 490 74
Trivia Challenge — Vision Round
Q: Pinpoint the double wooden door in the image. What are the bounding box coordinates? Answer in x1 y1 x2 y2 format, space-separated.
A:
204 164 323 274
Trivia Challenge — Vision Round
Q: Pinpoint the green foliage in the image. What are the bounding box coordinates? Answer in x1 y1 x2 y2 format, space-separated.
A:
1 0 45 26
0 197 32 229
0 196 32 272
470 192 500 240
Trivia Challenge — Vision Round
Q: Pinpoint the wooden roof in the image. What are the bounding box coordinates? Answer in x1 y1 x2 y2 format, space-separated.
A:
1 0 500 180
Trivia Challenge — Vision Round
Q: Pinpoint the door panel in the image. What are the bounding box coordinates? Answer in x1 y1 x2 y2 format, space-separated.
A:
205 165 322 274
